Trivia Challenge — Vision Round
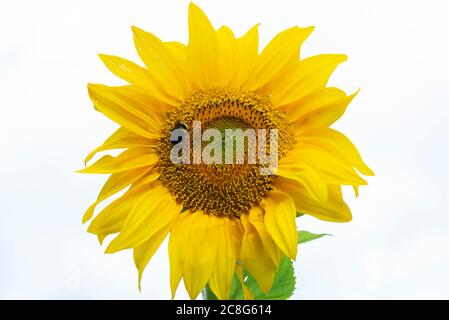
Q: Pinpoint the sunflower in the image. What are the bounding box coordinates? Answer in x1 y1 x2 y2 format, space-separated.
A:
80 3 373 299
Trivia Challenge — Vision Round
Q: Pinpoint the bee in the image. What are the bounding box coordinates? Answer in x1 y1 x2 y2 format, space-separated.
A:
170 121 189 145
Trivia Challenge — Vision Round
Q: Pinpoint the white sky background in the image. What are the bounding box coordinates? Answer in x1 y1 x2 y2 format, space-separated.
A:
1 0 448 299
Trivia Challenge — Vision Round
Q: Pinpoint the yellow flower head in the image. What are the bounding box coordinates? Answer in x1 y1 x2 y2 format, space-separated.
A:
80 3 374 299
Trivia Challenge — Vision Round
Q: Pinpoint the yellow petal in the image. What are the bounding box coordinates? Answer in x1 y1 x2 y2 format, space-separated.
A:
216 26 238 87
132 26 187 100
261 191 298 260
84 127 157 165
270 54 348 107
165 41 187 64
78 147 158 174
297 127 374 176
240 214 276 293
283 87 346 119
275 177 352 222
187 3 219 89
88 187 148 236
247 206 282 267
231 24 259 87
88 84 165 136
122 84 171 117
284 87 356 128
82 167 150 223
97 54 152 88
169 211 221 299
245 26 314 91
97 54 178 106
234 265 254 300
230 24 259 88
208 218 238 300
97 234 107 245
129 171 160 190
98 168 149 200
182 213 220 299
288 144 368 186
106 183 181 253
168 212 188 299
277 159 328 205
166 41 188 86
87 84 163 139
134 222 172 290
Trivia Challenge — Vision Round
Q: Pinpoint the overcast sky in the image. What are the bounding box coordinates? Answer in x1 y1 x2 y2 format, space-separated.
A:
1 0 449 299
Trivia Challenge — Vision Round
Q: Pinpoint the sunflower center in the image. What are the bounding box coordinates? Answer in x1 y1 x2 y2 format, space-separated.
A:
157 88 294 217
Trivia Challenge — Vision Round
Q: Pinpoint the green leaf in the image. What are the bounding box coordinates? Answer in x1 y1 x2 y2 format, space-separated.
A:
201 286 218 300
298 230 331 244
228 274 244 300
245 256 295 300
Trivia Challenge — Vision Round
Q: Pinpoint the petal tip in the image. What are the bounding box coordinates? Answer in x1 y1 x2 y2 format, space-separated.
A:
97 53 108 62
104 242 119 254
